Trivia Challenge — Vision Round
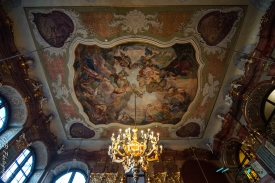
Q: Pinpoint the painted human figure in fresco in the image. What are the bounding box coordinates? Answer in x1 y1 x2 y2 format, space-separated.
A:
117 111 134 124
114 51 132 69
139 47 156 66
81 56 107 82
164 86 191 114
146 104 169 122
110 68 130 94
80 83 97 98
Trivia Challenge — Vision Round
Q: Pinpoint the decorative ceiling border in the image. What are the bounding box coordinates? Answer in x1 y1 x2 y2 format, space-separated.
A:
65 36 204 139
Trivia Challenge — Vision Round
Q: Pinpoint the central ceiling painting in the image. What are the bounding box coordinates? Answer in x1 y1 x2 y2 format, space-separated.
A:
73 43 198 125
25 5 246 139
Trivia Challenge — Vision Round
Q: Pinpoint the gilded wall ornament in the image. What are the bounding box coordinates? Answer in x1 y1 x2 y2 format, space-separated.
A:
105 173 118 183
154 172 167 183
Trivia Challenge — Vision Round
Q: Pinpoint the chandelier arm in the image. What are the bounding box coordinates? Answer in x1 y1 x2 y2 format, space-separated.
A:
122 144 129 155
145 148 155 157
146 155 160 162
140 140 148 156
113 148 126 156
112 157 127 163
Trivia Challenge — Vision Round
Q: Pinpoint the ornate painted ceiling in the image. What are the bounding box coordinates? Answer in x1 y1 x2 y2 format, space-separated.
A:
5 0 268 151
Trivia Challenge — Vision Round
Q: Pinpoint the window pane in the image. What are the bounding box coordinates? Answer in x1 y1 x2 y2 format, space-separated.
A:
22 149 30 157
24 156 33 167
72 172 86 183
0 107 6 129
264 102 275 120
0 161 18 181
9 162 19 173
13 170 24 182
22 157 33 176
55 172 72 183
10 178 19 183
0 120 3 129
17 154 26 165
268 90 275 102
1 171 11 182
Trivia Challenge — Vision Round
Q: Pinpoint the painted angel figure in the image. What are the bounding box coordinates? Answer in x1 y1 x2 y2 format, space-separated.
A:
114 51 132 69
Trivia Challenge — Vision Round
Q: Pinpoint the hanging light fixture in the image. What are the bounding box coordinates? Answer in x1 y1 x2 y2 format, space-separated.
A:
108 94 163 182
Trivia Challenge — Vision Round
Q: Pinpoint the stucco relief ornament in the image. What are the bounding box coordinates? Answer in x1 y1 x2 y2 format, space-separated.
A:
201 73 219 106
109 9 163 35
51 74 71 106
224 94 233 107
15 133 30 151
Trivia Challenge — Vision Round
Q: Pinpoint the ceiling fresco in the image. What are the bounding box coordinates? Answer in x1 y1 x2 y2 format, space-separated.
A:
25 5 247 140
73 43 198 125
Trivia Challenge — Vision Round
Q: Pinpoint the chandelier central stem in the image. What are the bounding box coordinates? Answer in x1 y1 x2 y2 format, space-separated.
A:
108 93 163 182
134 93 137 128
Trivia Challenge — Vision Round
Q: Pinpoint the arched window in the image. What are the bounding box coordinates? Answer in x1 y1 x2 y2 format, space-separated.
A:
54 170 87 183
262 88 275 123
238 144 254 167
0 148 35 183
0 95 9 134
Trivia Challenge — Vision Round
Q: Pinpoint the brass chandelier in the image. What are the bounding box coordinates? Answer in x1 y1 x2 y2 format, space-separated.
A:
108 94 163 182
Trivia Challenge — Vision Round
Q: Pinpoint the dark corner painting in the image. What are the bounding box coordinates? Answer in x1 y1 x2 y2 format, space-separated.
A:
73 43 199 125
32 11 74 48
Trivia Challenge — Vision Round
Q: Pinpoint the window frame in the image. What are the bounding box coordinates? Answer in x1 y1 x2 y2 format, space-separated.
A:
0 147 36 183
53 169 87 183
0 95 10 134
261 88 275 124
